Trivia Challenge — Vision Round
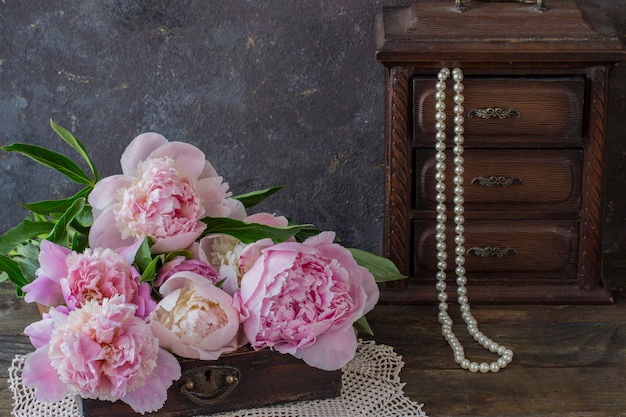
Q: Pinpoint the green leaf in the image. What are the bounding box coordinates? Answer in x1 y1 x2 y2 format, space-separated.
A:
200 217 312 244
293 227 324 242
22 187 92 215
348 248 406 283
2 143 93 185
133 238 155 273
0 220 54 255
50 119 99 181
0 255 29 296
353 315 374 336
46 197 86 247
140 255 161 283
233 185 284 209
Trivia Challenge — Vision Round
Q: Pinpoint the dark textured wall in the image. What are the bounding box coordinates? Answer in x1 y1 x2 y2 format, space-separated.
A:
1 0 625 260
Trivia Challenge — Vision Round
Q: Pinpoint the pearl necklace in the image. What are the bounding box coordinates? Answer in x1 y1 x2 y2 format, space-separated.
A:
434 68 514 373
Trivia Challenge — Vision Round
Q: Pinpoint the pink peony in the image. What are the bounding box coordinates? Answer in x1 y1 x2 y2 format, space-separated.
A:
150 271 241 360
22 297 181 414
22 240 155 318
236 231 380 371
88 133 246 254
155 256 220 287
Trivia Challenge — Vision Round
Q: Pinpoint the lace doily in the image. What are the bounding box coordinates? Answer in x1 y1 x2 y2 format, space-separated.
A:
9 340 428 417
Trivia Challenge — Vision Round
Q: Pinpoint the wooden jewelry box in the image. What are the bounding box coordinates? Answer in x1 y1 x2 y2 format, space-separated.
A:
375 0 626 303
80 347 342 417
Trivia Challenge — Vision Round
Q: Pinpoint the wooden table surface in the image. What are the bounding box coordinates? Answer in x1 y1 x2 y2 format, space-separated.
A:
2 269 626 417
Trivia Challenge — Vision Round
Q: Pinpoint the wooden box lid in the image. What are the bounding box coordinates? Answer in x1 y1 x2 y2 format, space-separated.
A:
374 1 626 67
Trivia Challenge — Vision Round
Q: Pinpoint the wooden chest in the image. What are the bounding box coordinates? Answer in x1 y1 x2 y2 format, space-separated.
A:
374 0 626 303
80 347 342 416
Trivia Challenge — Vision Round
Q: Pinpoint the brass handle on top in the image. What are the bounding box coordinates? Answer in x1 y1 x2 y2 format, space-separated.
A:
454 0 547 13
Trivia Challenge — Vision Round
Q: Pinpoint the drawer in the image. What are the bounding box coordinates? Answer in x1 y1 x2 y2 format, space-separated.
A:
414 149 582 213
413 77 585 147
412 219 578 285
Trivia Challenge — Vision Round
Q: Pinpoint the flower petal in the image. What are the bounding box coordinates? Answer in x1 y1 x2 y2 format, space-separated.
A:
88 208 135 251
120 133 169 176
37 240 71 281
149 141 207 180
22 346 69 403
121 349 181 414
23 275 65 306
292 327 358 371
88 175 133 213
23 316 55 348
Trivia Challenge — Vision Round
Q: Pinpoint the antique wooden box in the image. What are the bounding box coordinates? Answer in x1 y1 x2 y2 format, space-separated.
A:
374 0 626 303
80 347 342 417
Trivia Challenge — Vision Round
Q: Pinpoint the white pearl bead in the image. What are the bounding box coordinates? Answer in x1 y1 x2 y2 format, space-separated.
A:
468 362 479 373
454 155 464 165
454 186 464 195
436 111 446 122
454 125 464 135
497 358 508 368
436 81 446 91
436 213 447 223
456 275 467 285
489 362 500 373
454 165 464 176
437 260 447 270
454 114 464 124
436 281 447 291
453 195 464 205
438 302 448 311
435 91 446 101
435 121 446 131
454 135 464 145
455 224 465 234
436 271 446 280
458 295 468 304
479 362 490 373
455 255 465 265
436 203 447 213
461 359 470 369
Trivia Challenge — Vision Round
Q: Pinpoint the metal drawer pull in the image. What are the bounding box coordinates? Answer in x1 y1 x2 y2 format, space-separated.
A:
467 107 521 120
467 246 518 258
454 0 547 13
471 176 524 187
179 364 240 406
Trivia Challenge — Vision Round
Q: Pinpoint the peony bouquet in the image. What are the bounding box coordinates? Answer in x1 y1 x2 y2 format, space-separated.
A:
0 120 404 414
